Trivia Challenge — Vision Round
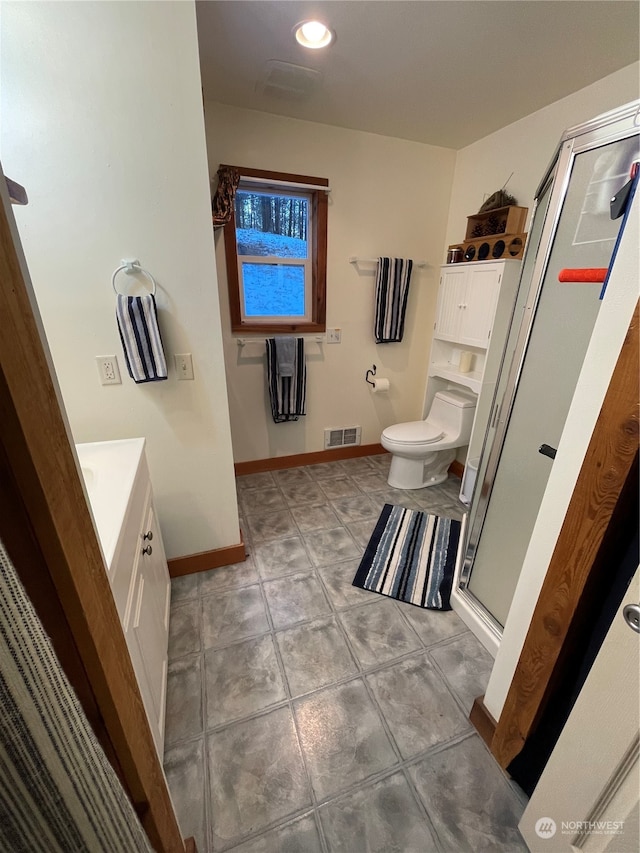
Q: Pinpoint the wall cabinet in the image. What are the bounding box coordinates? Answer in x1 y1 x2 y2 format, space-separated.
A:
425 260 522 502
434 263 503 348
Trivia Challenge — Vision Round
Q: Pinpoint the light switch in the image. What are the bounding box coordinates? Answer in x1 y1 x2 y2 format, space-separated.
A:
175 353 194 380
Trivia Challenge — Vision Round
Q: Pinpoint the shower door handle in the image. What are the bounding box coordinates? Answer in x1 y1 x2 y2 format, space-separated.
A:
538 444 557 460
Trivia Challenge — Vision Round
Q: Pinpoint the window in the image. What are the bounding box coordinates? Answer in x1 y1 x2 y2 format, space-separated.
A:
222 166 328 333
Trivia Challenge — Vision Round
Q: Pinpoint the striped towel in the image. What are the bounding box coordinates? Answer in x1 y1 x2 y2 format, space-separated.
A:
266 337 306 423
116 294 168 383
374 257 413 343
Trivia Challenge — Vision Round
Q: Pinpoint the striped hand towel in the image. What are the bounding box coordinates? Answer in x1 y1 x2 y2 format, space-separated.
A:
374 257 413 343
116 294 168 383
266 337 306 423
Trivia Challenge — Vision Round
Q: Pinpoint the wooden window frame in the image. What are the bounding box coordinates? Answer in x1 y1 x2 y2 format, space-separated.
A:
222 166 327 334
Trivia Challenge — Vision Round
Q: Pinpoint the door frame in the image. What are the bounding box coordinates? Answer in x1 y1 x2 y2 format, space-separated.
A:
0 179 188 851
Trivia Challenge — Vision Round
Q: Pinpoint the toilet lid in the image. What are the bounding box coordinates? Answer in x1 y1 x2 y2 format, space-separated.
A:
383 421 444 445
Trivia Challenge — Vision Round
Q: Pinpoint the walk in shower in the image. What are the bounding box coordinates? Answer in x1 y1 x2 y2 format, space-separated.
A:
454 101 640 651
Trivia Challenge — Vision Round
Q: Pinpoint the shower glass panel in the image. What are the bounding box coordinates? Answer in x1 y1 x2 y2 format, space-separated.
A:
465 133 639 628
464 173 554 552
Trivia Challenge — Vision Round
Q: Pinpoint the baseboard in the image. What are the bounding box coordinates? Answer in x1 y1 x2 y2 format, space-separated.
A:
168 533 246 578
469 694 497 748
235 446 465 479
234 443 387 475
449 459 464 479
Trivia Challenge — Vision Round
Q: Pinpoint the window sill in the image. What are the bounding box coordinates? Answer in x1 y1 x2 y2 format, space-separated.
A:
231 321 326 335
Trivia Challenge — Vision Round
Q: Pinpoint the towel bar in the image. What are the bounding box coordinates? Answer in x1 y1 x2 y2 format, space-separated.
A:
349 256 427 268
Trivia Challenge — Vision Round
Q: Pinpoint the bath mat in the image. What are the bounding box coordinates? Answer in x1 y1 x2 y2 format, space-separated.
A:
352 505 460 611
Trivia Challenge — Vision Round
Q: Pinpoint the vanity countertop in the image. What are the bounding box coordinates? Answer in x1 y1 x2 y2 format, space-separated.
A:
76 438 146 569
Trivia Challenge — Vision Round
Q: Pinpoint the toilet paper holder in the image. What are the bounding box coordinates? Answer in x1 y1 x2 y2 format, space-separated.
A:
365 364 377 386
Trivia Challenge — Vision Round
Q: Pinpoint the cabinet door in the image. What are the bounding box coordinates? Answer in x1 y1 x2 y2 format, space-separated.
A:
435 267 467 340
459 265 502 347
142 501 171 634
131 568 167 756
122 496 170 758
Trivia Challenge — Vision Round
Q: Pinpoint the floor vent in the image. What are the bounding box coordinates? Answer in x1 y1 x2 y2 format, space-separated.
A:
324 426 362 449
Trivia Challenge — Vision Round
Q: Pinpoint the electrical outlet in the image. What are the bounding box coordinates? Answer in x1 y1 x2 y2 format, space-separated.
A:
327 328 342 344
96 355 121 385
174 353 194 380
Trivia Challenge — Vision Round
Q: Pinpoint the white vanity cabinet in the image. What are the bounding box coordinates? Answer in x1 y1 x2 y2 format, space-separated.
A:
426 260 522 501
121 483 170 759
76 438 170 759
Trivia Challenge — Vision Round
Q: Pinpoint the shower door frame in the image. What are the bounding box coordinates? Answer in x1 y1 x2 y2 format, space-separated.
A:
454 100 640 646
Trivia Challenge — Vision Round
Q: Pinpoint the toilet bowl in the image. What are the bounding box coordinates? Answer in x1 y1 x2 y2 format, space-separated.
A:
381 389 477 489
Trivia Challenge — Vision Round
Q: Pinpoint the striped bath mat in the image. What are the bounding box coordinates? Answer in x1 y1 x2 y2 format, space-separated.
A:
352 504 461 610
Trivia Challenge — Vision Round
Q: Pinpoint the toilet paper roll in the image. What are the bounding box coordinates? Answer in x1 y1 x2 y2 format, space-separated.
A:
371 377 390 393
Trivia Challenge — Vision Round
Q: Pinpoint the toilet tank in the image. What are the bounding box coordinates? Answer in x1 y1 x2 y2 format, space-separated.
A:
429 389 477 438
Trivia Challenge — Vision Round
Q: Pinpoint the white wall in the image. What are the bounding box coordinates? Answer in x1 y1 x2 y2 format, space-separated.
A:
205 103 457 463
1 1 239 559
445 63 640 248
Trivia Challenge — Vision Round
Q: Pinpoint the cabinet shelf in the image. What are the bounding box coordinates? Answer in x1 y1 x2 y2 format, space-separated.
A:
429 364 482 394
465 205 528 240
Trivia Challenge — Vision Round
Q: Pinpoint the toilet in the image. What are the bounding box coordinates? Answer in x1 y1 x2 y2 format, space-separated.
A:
381 389 477 489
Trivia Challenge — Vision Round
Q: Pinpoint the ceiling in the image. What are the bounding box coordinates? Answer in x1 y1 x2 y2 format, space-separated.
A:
196 1 639 149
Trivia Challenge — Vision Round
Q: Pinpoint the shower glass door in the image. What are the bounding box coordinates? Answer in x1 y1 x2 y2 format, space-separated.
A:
463 129 639 629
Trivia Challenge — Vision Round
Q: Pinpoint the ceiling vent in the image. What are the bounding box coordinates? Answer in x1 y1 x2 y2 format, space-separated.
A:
324 426 362 450
257 60 322 101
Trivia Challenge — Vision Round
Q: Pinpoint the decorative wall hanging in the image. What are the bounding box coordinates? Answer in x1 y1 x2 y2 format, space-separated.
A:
211 165 240 228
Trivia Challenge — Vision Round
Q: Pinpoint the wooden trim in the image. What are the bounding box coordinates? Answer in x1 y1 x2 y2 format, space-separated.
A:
222 165 328 335
0 186 185 851
491 302 639 770
234 443 387 475
234 446 464 478
313 185 328 329
220 165 328 188
223 203 242 330
449 459 464 479
168 536 246 578
470 695 497 748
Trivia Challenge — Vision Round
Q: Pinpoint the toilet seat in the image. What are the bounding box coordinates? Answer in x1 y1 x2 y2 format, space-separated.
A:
382 421 444 445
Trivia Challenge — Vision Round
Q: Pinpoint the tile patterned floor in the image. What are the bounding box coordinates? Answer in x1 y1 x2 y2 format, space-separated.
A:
163 454 528 853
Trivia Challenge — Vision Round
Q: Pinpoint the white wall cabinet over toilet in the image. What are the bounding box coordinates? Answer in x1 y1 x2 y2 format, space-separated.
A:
427 260 522 500
435 263 506 348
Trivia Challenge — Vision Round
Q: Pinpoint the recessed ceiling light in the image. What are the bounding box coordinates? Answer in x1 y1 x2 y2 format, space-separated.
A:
294 20 334 49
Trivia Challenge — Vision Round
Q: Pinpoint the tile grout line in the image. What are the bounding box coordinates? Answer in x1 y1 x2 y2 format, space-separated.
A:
219 729 482 853
167 461 481 852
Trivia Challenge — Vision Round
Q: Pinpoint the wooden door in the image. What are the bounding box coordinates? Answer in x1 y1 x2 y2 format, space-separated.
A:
518 567 639 852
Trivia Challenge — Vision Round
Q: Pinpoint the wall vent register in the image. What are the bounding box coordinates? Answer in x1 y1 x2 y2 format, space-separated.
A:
324 426 361 449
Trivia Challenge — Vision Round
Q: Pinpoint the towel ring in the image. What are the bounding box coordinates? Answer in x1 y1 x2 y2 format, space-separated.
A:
112 259 157 296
